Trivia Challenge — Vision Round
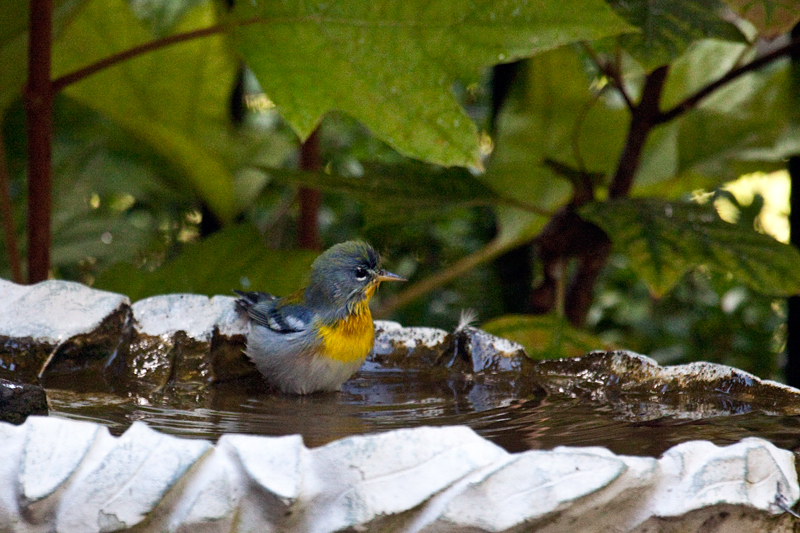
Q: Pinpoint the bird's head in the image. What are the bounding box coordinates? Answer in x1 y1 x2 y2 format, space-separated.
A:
306 241 405 312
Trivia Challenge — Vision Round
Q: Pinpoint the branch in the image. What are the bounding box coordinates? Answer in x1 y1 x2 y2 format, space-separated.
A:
26 0 54 283
656 34 800 125
608 66 669 199
52 23 228 92
581 42 634 112
0 134 23 283
564 229 611 325
298 129 322 251
543 158 602 206
496 196 553 217
526 206 609 325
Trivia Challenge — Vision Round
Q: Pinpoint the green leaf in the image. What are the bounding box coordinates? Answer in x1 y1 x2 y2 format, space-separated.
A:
0 0 88 113
52 213 155 267
482 314 613 359
263 162 506 208
580 198 800 297
476 45 624 249
632 40 796 196
128 0 206 37
1 93 185 278
230 0 634 168
665 40 794 185
483 46 628 209
481 46 625 249
493 206 548 249
662 41 754 111
52 0 238 221
49 115 164 269
605 0 748 71
93 225 318 301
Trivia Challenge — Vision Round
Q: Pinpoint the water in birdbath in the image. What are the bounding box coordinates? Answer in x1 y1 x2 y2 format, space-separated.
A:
43 339 800 457
5 285 800 459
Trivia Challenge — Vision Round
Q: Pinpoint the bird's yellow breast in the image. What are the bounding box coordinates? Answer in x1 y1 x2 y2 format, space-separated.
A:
316 299 375 364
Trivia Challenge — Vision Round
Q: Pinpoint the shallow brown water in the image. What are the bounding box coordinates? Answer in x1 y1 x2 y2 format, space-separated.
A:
46 363 800 457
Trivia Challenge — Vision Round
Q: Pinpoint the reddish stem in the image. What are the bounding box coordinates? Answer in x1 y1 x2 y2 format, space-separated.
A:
0 131 23 283
51 24 227 92
298 129 322 250
656 35 800 125
609 66 669 199
26 0 54 283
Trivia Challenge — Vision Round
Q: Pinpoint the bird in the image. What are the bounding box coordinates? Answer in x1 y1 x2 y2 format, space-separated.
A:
234 241 405 394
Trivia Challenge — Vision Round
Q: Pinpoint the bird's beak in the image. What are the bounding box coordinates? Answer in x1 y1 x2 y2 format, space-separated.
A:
376 270 406 282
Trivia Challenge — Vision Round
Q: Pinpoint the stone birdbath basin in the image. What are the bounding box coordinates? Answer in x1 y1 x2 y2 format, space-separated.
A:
1 278 800 532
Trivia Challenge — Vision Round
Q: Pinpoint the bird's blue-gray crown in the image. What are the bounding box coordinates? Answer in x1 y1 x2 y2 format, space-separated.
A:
306 241 381 310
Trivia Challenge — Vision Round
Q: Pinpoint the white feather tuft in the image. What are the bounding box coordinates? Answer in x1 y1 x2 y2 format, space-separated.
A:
456 309 478 331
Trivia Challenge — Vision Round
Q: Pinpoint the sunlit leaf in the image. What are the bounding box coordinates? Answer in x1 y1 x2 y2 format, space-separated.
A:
721 0 800 38
93 225 318 301
52 0 238 221
634 40 796 195
605 0 748 71
482 314 613 359
230 0 634 168
581 198 800 297
669 41 794 184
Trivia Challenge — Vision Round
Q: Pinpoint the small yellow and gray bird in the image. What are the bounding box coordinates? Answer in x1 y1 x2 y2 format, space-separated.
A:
235 241 405 394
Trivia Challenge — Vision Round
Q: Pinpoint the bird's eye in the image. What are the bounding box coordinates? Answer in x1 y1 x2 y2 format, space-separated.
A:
355 266 369 280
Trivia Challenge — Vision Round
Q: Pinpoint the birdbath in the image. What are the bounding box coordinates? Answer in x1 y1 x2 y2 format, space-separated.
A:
1 278 799 532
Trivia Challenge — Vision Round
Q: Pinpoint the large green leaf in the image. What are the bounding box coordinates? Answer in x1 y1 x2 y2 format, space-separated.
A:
670 41 793 185
93 224 318 301
633 40 796 196
482 314 613 359
661 40 756 111
0 0 29 110
128 0 206 37
605 0 748 71
581 198 800 297
229 0 634 168
483 46 629 207
52 0 238 221
0 0 88 113
480 45 629 247
263 163 507 209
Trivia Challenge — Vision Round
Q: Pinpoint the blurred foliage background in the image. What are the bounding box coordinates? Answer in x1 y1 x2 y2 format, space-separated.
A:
2 0 800 380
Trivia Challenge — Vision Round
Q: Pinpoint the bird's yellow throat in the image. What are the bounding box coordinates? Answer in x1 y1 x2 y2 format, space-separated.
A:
316 296 375 364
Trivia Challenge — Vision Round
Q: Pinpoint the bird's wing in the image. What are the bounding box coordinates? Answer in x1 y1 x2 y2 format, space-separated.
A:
235 290 312 334
233 290 276 305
